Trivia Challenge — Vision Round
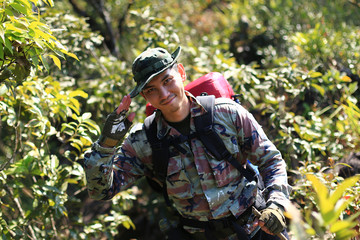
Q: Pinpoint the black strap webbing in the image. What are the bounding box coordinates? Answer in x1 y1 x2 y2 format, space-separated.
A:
144 113 171 204
144 114 169 181
194 95 256 182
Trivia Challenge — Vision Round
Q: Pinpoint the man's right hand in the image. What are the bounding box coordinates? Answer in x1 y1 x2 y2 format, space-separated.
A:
98 94 136 148
258 204 286 235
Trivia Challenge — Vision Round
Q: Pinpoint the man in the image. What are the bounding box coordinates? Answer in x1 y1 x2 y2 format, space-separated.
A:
84 46 292 240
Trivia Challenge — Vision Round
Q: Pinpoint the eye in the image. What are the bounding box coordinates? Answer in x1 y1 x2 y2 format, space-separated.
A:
144 88 155 95
164 77 172 85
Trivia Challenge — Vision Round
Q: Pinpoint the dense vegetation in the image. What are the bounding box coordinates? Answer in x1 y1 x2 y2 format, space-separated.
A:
1 0 359 239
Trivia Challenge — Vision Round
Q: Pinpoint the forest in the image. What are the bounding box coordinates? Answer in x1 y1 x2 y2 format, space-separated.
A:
0 0 360 239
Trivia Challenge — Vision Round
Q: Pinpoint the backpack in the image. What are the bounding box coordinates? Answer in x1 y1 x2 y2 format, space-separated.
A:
144 73 258 198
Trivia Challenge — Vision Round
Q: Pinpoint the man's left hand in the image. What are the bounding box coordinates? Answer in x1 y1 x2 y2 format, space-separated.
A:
258 205 286 235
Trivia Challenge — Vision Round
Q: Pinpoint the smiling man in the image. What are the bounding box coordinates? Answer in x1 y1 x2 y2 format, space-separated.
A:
84 46 291 240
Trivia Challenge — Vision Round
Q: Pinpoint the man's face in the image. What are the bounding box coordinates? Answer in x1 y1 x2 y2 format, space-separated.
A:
140 64 188 118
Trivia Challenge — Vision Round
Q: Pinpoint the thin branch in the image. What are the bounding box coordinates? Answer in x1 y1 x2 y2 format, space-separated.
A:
89 0 119 57
90 49 110 76
347 0 360 8
67 0 103 34
4 185 36 239
118 1 133 35
0 117 8 157
67 0 119 57
50 214 58 238
0 106 19 171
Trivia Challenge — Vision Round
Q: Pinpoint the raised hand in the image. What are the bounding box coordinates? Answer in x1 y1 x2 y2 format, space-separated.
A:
99 95 136 147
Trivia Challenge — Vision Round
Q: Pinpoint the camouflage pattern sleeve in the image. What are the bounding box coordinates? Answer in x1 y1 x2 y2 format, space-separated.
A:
84 125 148 200
235 105 292 209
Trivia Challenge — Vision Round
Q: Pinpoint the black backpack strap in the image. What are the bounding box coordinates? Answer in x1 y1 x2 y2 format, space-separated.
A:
195 95 256 182
144 114 171 204
144 114 169 181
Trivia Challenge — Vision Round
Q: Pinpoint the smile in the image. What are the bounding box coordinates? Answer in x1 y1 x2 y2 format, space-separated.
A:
161 95 176 105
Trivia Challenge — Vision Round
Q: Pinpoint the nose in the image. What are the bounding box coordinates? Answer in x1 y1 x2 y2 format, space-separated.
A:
158 85 170 100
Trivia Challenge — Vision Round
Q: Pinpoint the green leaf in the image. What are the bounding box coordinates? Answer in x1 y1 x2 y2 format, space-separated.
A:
38 54 48 70
122 221 131 230
309 71 322 78
346 211 360 222
49 54 61 69
334 228 357 240
10 3 28 15
68 103 80 115
82 118 100 132
348 82 358 95
311 83 325 96
29 49 39 66
330 220 356 233
0 26 5 42
82 112 92 119
332 196 356 224
70 141 82 152
80 135 92 145
65 178 78 184
4 37 13 54
64 51 79 61
25 119 41 128
50 155 59 169
0 45 4 60
329 175 360 206
48 198 55 207
69 90 88 98
61 123 76 131
45 0 54 7
306 174 330 214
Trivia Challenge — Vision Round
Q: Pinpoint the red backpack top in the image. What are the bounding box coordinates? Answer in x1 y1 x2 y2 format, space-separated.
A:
145 72 235 116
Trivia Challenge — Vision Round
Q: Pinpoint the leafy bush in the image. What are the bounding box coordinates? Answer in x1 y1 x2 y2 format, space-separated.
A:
290 163 360 239
0 1 136 239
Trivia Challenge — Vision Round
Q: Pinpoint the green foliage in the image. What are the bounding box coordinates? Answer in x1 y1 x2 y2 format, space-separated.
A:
0 0 78 94
306 174 359 239
0 75 136 239
290 163 360 239
1 0 360 239
0 1 136 238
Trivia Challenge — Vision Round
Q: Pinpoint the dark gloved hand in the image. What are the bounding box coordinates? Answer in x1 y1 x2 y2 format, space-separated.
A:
98 109 133 147
259 205 286 234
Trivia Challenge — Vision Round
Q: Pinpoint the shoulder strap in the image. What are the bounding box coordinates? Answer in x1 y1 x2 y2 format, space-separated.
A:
144 113 172 204
195 95 256 182
194 95 221 159
144 114 169 182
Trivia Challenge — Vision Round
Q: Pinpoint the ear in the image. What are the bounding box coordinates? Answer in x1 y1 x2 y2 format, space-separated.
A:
177 63 186 82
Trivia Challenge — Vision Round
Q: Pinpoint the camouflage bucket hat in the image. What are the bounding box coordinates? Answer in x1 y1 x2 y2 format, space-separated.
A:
129 46 181 98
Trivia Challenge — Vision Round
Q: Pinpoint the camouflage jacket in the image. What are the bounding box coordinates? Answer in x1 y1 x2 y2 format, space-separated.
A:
84 92 291 222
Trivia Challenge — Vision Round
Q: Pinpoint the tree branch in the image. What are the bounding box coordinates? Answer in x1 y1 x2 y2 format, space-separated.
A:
0 103 20 171
68 0 119 57
347 0 360 8
89 0 119 57
118 1 133 35
4 185 36 239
